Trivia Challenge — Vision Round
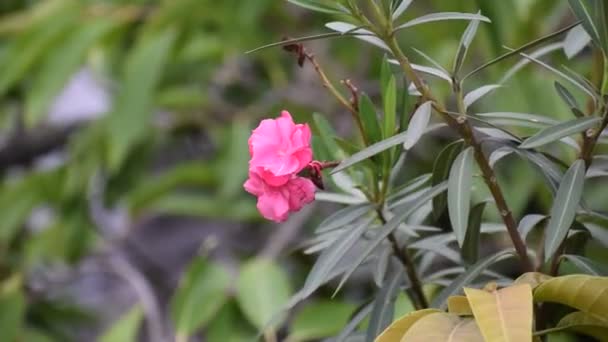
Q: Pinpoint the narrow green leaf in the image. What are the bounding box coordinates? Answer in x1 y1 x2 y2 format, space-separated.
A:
313 113 345 160
552 311 608 341
463 84 501 109
336 303 374 342
514 50 598 101
544 160 586 262
453 14 481 75
464 22 581 81
554 81 581 115
518 214 547 241
520 117 601 149
367 271 404 341
26 19 116 124
316 204 372 233
286 0 343 14
326 22 389 50
100 306 143 342
568 0 608 54
236 258 292 330
297 218 374 300
392 0 413 20
331 130 412 174
448 147 475 247
461 202 487 266
560 254 608 276
412 48 450 75
359 94 384 144
335 183 448 294
431 249 516 308
383 76 397 138
0 280 25 342
403 101 432 149
500 43 564 84
395 12 490 33
432 141 464 220
107 29 176 170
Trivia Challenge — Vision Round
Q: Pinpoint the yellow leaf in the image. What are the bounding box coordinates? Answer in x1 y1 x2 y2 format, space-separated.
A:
447 296 473 316
534 275 608 321
400 312 484 342
375 309 441 342
514 272 552 289
464 284 533 342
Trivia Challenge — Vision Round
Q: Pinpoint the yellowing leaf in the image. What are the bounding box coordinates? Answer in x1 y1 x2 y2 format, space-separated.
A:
447 296 473 316
464 284 533 342
375 309 441 342
400 312 484 342
534 275 608 321
514 272 553 289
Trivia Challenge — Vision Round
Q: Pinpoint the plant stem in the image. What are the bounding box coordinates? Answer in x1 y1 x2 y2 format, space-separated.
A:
302 51 368 145
377 210 429 309
384 35 534 272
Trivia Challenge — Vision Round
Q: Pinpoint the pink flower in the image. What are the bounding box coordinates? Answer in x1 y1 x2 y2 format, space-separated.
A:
248 111 312 186
244 168 316 222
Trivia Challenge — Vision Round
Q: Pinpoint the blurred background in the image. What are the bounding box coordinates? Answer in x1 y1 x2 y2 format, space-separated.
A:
0 0 606 341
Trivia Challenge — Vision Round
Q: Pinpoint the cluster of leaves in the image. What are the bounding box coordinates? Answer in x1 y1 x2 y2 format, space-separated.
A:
259 0 608 341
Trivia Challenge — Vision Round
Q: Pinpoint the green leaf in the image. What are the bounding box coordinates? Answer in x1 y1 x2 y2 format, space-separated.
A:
518 214 547 241
395 12 490 33
534 275 608 321
431 249 516 308
106 29 176 170
552 311 608 341
335 183 448 294
448 147 474 247
403 101 432 149
171 257 231 338
554 81 581 115
544 160 586 262
367 271 403 341
25 19 117 124
560 254 608 276
392 0 413 20
331 130 413 174
316 204 372 234
298 218 374 300
236 259 292 330
400 312 484 341
0 2 78 97
218 119 252 198
463 84 501 109
568 0 608 54
289 301 356 341
313 113 346 160
520 117 601 149
464 22 580 81
514 50 598 101
359 94 384 145
453 14 481 76
375 309 442 342
100 306 143 342
325 22 389 50
0 278 26 342
432 141 464 220
286 0 344 14
461 202 487 266
464 284 533 342
336 303 374 342
383 75 397 139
